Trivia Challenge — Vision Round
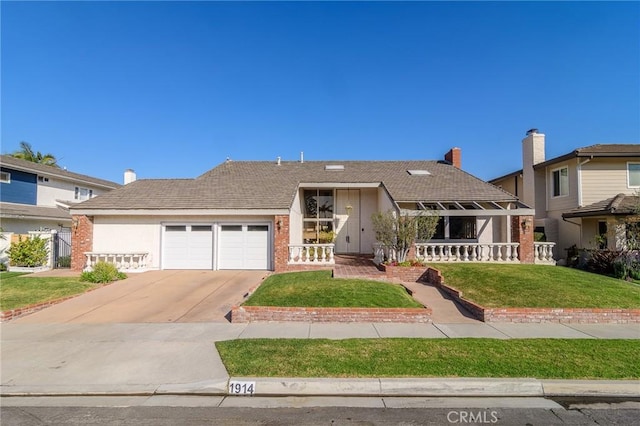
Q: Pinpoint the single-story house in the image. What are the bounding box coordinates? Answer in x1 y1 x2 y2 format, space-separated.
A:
70 149 550 272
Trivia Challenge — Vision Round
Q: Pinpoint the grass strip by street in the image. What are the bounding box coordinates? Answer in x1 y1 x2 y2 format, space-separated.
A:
431 263 640 309
0 273 97 311
244 270 422 308
216 338 640 380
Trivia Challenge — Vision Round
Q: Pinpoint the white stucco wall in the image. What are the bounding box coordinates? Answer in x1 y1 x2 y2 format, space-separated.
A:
0 218 69 234
289 190 303 245
93 214 274 270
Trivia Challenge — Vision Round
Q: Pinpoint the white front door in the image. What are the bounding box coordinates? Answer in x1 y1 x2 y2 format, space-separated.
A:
218 224 270 270
335 189 360 253
163 225 213 269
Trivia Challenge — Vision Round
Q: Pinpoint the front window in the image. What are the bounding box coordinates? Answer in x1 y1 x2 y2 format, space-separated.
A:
449 217 477 239
75 186 93 201
552 167 569 197
303 189 334 243
628 162 640 187
0 171 10 183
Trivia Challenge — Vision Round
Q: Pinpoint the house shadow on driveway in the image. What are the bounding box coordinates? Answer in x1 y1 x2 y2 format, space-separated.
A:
12 270 268 324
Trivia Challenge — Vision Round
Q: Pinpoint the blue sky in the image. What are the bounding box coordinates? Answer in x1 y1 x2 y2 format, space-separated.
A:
2 1 638 184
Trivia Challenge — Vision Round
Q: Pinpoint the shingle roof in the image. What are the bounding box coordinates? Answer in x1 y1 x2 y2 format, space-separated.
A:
563 194 639 218
0 202 71 221
533 144 640 169
72 160 517 211
0 155 121 189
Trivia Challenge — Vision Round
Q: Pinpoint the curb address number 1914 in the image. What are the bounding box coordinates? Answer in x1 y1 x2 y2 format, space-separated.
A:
229 380 256 396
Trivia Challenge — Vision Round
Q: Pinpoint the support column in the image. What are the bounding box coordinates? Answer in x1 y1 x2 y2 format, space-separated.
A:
273 215 290 272
512 215 535 264
71 215 93 271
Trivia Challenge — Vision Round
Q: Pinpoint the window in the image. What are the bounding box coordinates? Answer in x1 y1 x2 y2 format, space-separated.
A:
552 166 569 197
303 189 334 243
0 171 10 183
628 163 640 187
449 217 477 239
166 225 186 232
74 187 93 201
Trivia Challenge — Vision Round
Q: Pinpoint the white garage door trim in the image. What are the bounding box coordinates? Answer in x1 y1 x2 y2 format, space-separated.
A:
217 223 271 270
162 224 213 269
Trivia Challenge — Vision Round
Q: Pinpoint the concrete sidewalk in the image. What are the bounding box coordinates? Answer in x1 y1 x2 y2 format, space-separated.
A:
1 322 639 398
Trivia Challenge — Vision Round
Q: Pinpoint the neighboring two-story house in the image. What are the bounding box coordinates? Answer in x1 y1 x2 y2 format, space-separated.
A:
490 130 640 261
0 155 121 233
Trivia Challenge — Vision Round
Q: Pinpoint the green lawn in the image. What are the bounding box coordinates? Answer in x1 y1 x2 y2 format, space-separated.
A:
431 263 640 309
244 271 423 308
0 273 97 311
216 338 639 380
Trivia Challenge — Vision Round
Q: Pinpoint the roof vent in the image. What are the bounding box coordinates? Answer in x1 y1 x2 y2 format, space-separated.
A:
526 128 538 135
325 165 344 171
407 169 431 176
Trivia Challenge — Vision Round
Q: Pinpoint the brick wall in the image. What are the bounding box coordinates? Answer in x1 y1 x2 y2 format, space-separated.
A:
71 215 93 271
378 264 430 282
512 215 535 264
231 305 432 323
273 214 290 272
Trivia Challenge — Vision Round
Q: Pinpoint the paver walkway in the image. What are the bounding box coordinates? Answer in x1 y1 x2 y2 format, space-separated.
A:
333 256 478 323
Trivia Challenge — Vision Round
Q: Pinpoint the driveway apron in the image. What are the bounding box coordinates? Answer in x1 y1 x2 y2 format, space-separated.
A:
12 270 268 324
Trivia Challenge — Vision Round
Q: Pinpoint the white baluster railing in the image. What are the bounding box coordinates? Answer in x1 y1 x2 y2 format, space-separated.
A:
288 244 335 265
84 252 149 272
534 242 556 265
414 243 521 262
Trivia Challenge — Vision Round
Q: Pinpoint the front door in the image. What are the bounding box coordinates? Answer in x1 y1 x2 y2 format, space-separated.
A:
335 189 360 253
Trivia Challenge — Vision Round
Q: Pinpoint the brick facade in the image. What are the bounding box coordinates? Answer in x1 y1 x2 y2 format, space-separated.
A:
512 215 535 264
231 305 432 323
273 214 290 272
71 215 93 271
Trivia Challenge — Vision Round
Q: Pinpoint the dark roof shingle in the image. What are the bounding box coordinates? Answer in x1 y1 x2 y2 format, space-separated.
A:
72 160 517 211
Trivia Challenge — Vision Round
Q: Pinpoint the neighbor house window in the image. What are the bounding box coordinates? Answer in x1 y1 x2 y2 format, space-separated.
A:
552 166 569 197
0 171 10 183
303 189 334 243
74 186 93 201
628 163 640 187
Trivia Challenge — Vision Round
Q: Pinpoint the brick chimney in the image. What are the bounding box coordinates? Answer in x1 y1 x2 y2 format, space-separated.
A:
445 147 461 168
521 129 545 208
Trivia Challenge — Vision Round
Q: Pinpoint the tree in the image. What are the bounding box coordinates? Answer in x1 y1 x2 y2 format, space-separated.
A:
10 141 59 167
371 209 440 263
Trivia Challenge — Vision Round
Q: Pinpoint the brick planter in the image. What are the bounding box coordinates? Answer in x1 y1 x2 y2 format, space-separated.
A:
425 266 640 324
377 264 430 282
231 305 432 323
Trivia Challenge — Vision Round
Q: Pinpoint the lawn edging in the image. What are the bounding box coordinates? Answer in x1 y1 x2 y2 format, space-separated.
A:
231 305 432 323
425 266 640 324
0 281 114 322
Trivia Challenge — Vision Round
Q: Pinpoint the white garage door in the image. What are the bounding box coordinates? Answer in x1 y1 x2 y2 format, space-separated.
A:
163 225 213 269
218 224 269 270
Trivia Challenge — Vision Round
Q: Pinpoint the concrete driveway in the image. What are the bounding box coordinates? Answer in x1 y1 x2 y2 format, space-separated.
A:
13 270 268 324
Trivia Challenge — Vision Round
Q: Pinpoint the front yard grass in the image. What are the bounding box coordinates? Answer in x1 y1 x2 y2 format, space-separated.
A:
244 270 422 308
431 263 640 309
216 338 639 380
0 273 97 311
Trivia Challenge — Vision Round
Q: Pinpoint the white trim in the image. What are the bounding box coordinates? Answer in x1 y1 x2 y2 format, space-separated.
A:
71 208 290 216
627 161 640 188
577 158 591 207
298 182 381 189
0 171 10 183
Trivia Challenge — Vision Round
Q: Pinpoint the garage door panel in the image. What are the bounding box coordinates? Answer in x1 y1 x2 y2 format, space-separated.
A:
219 224 269 270
163 225 213 270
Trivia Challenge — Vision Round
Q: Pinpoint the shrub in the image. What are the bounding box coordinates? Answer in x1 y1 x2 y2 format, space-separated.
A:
612 251 640 281
6 235 49 267
0 262 7 272
80 261 127 283
584 249 619 276
57 256 71 268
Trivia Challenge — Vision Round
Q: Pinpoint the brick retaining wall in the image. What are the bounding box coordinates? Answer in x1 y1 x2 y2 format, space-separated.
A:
424 267 640 324
231 305 432 323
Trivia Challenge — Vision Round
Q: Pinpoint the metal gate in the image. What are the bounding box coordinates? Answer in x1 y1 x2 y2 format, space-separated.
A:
54 229 72 268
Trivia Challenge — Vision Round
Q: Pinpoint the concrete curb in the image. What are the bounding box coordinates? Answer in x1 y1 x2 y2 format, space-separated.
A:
2 378 638 398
